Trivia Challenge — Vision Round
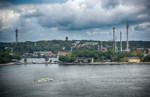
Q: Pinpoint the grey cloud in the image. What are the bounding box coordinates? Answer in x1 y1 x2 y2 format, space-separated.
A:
134 22 150 31
102 0 119 9
32 0 149 31
0 0 150 41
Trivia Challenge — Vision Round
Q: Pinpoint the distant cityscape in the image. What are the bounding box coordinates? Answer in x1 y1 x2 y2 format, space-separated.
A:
0 22 150 64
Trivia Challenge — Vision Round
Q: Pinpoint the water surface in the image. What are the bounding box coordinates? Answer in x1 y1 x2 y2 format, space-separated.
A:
0 64 150 97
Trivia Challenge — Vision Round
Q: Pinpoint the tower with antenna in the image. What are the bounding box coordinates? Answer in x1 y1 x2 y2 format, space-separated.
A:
16 28 18 43
126 20 129 51
112 27 116 52
120 31 122 52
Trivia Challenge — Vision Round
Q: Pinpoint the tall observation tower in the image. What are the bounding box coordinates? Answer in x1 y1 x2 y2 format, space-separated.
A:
16 29 18 43
126 20 129 51
112 27 116 52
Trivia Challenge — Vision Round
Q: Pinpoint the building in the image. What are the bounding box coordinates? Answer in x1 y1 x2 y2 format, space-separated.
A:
73 44 90 48
75 57 94 63
72 41 80 46
23 53 34 57
58 51 72 56
124 57 141 63
34 51 54 57
136 48 144 53
101 48 107 52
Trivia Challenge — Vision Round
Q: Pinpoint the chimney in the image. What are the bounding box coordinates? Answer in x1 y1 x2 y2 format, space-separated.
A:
112 27 116 52
16 29 18 43
126 20 129 51
120 31 122 52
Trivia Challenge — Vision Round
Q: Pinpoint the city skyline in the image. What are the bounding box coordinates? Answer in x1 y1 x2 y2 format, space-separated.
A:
0 0 150 42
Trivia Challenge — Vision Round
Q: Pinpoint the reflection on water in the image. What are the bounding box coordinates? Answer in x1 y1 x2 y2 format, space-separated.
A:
0 64 150 97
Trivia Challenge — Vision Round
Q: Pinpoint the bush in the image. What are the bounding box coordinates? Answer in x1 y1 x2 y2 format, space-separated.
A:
0 52 11 63
59 54 76 63
144 54 150 62
119 58 126 62
0 52 21 64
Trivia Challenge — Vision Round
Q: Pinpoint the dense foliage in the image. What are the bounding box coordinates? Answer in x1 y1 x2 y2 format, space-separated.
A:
59 49 145 63
144 54 150 62
0 52 21 64
59 55 76 63
0 40 150 63
0 40 150 55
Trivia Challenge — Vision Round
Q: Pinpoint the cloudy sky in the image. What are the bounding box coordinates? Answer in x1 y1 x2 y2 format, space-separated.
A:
0 0 150 42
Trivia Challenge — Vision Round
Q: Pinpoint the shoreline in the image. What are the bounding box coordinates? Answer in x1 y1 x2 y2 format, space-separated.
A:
59 62 150 65
1 62 150 66
0 62 15 66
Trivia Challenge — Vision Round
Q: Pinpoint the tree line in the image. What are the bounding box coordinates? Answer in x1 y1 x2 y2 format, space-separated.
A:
0 40 150 55
59 49 150 63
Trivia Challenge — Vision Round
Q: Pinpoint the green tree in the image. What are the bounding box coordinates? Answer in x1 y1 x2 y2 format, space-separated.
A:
119 58 126 62
144 54 150 62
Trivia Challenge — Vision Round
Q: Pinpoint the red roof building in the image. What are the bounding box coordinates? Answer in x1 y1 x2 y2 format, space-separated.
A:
58 51 72 56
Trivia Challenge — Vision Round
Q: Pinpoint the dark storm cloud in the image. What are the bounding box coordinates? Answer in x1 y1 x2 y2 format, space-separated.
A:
0 0 67 4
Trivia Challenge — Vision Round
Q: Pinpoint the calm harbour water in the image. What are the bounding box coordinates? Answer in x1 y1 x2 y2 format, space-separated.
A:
0 64 150 97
